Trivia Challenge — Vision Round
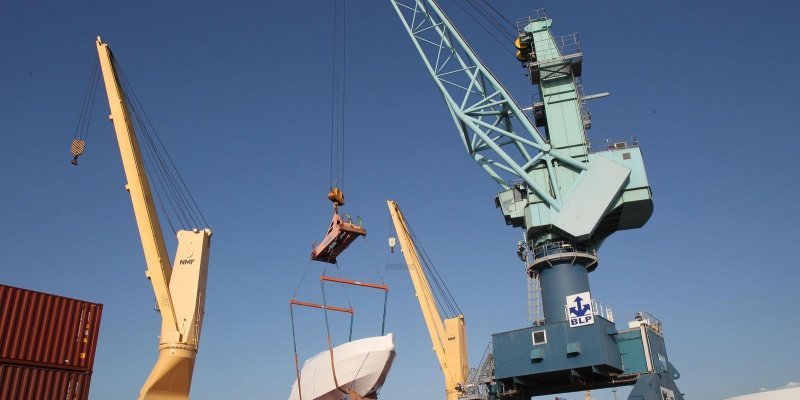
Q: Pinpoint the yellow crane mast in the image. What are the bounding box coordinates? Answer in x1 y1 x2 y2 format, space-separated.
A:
95 37 212 400
387 200 468 400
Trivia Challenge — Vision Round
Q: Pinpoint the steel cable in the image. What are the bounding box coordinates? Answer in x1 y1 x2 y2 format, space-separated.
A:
111 55 209 233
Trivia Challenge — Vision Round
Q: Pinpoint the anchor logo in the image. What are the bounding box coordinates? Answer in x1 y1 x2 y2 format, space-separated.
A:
569 296 591 317
566 291 595 327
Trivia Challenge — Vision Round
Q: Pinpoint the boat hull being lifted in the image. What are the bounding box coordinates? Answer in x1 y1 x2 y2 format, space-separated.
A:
289 334 396 400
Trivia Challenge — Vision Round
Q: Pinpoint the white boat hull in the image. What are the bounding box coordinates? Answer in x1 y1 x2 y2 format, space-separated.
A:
289 334 396 400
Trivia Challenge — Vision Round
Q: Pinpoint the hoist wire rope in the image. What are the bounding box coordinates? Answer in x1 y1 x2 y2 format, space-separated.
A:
319 264 351 396
291 260 314 299
404 214 462 318
330 261 354 315
447 0 516 57
133 118 188 231
318 242 389 339
111 55 209 232
340 0 347 190
362 236 389 335
461 0 510 38
108 57 184 232
328 262 355 340
289 302 304 400
115 59 196 230
395 218 452 318
142 129 198 229
83 64 101 140
477 0 516 31
432 0 537 144
329 0 347 190
131 107 191 230
289 260 346 400
398 218 452 318
329 0 338 189
134 134 181 233
73 60 95 140
405 220 458 316
114 57 201 228
73 60 101 142
125 84 206 229
72 64 91 141
466 0 517 39
362 236 386 285
347 353 372 396
464 0 516 38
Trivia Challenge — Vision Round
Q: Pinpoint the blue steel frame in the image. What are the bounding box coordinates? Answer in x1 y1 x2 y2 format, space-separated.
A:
389 0 588 212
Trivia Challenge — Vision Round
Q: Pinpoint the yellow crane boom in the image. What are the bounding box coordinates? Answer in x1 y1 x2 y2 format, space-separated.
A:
387 200 467 400
96 37 212 400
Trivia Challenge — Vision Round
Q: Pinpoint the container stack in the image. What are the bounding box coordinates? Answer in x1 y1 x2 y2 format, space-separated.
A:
0 284 102 400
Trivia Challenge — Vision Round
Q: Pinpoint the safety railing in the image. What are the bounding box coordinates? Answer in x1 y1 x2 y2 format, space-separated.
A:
553 33 581 58
525 32 582 62
531 241 596 261
575 77 592 131
592 299 614 322
589 136 640 153
516 9 548 31
461 344 494 399
633 311 663 335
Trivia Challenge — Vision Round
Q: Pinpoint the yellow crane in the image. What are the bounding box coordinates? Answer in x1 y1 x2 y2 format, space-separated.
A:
95 37 212 400
387 200 468 400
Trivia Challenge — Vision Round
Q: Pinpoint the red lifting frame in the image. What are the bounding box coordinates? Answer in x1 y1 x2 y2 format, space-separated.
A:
320 275 388 291
289 299 354 315
321 275 389 336
310 213 367 264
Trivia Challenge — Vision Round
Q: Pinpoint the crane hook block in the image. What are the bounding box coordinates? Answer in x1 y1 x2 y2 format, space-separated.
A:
70 139 86 166
328 187 345 208
311 211 366 264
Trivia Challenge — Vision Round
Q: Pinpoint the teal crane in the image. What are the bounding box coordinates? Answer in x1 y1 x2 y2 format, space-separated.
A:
389 2 682 399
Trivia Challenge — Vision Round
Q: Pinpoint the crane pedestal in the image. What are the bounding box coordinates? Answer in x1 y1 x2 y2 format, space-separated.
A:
488 251 682 400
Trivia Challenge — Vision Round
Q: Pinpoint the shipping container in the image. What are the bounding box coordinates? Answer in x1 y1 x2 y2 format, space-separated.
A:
0 363 92 400
0 284 102 373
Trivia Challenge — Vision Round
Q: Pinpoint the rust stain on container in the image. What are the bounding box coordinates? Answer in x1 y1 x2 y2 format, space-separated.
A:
0 284 102 399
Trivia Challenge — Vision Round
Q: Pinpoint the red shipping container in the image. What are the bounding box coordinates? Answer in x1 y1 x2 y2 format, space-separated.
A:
0 284 102 373
0 363 91 400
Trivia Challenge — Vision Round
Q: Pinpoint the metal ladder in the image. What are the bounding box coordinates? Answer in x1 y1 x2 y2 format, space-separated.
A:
527 273 544 326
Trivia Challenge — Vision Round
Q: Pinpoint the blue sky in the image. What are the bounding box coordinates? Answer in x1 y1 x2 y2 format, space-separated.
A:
1 1 799 399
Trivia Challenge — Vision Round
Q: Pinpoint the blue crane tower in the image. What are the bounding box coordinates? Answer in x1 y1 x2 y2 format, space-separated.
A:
389 2 683 399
